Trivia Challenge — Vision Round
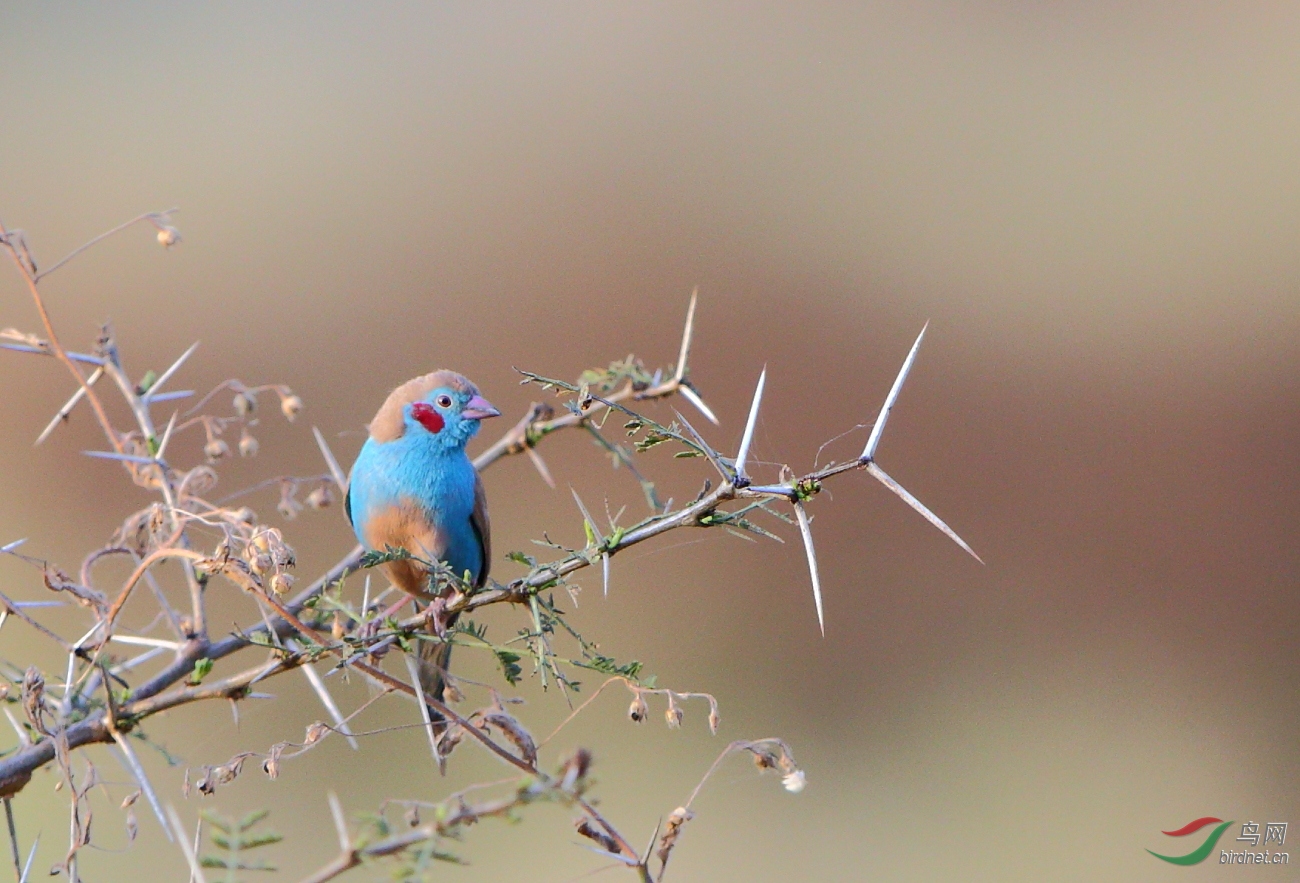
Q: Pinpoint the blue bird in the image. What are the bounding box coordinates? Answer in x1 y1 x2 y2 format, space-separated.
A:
345 370 500 714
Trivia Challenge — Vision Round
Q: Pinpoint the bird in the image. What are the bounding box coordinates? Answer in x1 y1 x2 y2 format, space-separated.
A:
345 370 500 720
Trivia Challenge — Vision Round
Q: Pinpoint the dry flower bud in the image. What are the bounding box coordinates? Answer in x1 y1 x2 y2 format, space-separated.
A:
233 391 257 416
120 790 141 809
782 770 807 793
269 571 294 595
628 693 648 723
437 724 464 758
304 721 329 744
238 431 259 458
262 756 280 779
156 226 181 248
280 394 303 421
249 552 273 576
442 679 464 704
233 507 257 525
665 703 683 729
708 707 720 735
482 710 538 766
305 485 334 509
204 438 230 462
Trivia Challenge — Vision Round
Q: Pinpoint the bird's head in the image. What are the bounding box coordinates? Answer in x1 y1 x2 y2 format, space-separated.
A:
369 370 500 450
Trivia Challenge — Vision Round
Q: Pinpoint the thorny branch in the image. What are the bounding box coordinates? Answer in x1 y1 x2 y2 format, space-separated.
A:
0 214 979 880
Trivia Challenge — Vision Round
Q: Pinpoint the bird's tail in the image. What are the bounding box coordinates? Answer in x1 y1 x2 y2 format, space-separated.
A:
415 611 458 729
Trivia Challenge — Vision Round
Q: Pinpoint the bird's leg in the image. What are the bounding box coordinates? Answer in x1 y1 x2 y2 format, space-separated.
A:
424 596 451 639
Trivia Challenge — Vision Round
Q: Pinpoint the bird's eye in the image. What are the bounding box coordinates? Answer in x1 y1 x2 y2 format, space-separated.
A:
436 394 453 409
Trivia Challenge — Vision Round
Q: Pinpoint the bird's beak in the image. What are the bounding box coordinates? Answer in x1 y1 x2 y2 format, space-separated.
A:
461 394 501 421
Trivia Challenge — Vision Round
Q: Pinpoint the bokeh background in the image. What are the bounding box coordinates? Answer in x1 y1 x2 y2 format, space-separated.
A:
2 3 1298 880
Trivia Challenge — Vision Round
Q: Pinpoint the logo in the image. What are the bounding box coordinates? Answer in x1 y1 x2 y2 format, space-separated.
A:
1148 818 1234 865
1148 817 1289 866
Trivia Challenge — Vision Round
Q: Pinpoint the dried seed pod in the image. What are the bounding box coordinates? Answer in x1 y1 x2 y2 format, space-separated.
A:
305 485 334 509
782 770 807 793
628 693 648 723
238 430 259 458
280 394 303 421
656 805 696 863
436 724 465 758
156 225 181 248
665 702 683 729
233 390 257 416
249 553 273 576
204 438 230 462
269 571 294 595
482 710 538 767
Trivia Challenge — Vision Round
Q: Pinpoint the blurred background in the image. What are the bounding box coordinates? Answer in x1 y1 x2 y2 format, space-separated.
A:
1 3 1297 880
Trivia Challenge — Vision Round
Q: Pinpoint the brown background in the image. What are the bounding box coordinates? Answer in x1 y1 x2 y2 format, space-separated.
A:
1 4 1297 880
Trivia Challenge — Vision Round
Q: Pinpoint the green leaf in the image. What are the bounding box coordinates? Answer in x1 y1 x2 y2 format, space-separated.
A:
495 649 523 685
188 657 213 685
506 550 537 567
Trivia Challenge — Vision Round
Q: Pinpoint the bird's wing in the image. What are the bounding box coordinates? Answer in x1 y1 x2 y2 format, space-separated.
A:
470 471 491 587
344 483 355 528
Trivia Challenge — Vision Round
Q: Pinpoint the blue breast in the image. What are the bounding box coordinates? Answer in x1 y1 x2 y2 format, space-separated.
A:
348 431 483 582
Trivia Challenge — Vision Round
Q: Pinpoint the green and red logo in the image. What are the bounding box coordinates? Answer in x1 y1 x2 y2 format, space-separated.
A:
1147 817 1234 865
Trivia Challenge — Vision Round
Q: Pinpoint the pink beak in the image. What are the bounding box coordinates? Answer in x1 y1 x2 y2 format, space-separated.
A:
461 394 501 421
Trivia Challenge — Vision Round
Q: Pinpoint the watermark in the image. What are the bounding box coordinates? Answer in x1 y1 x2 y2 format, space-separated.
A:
1148 818 1289 867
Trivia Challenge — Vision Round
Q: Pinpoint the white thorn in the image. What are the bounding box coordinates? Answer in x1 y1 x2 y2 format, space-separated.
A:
569 487 605 542
735 366 767 480
862 322 928 462
19 834 39 883
403 652 442 768
165 805 205 882
674 288 698 383
793 501 824 636
676 383 719 426
327 792 350 851
295 648 359 750
525 446 556 488
312 427 348 491
865 462 983 563
109 635 182 650
145 341 200 398
155 409 179 460
81 450 157 465
109 732 171 839
35 365 104 445
602 552 611 596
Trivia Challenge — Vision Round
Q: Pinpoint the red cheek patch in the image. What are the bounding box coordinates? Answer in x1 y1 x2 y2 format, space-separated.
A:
410 402 445 434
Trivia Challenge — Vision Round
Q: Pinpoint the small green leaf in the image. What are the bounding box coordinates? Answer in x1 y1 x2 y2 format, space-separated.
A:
188 657 213 685
495 649 523 685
